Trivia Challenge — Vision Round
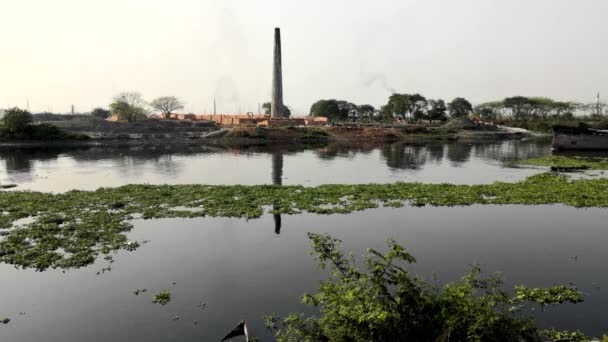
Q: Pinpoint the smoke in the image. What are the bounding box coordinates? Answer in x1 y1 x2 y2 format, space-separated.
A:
362 73 396 94
214 76 240 106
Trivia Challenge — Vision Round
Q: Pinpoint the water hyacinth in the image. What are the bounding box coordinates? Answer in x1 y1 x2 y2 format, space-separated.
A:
2 173 608 270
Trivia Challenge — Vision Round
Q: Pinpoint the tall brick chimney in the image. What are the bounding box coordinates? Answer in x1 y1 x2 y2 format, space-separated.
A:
271 28 284 119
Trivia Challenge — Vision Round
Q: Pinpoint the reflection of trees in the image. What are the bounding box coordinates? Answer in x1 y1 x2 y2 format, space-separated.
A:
472 140 551 162
381 143 427 170
446 143 473 165
3 150 33 172
427 144 445 163
315 141 380 160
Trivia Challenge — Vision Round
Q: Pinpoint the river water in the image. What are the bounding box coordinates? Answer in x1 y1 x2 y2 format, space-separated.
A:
1 139 607 341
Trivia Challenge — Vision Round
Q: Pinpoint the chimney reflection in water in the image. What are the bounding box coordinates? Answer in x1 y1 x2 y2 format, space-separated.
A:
272 152 283 234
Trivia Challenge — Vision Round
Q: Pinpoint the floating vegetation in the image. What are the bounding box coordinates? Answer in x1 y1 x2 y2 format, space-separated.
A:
263 313 279 331
133 288 147 296
152 290 171 305
540 329 594 342
514 155 608 170
514 285 583 305
2 173 608 270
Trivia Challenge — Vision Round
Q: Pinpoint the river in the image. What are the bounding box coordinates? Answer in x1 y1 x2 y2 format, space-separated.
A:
1 139 607 341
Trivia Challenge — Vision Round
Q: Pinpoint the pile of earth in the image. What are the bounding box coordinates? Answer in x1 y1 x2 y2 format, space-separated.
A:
441 117 479 130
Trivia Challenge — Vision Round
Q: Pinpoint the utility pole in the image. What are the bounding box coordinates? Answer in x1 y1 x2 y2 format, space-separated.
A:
71 104 75 115
214 98 217 115
597 92 602 116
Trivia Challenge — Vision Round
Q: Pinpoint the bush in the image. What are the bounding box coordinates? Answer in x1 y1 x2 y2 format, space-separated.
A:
91 108 111 120
272 233 586 342
300 128 329 140
0 108 88 141
2 107 32 133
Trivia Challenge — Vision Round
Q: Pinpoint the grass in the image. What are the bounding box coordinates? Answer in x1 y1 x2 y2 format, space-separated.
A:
514 155 608 170
2 173 608 270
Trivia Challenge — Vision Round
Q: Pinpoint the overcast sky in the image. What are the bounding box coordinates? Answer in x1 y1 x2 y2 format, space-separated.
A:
0 0 606 114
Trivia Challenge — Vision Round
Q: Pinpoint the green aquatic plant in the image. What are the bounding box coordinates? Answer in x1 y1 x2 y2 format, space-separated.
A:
263 313 279 331
271 233 587 342
514 285 583 305
514 155 608 170
540 329 592 342
152 290 171 305
3 173 608 270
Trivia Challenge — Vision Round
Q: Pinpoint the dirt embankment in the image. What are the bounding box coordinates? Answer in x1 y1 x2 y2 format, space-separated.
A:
16 116 529 147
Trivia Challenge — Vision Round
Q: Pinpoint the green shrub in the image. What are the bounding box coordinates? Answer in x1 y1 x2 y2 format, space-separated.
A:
274 233 586 342
2 107 32 133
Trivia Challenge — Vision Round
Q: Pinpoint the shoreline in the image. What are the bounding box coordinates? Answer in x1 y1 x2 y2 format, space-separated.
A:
0 127 535 148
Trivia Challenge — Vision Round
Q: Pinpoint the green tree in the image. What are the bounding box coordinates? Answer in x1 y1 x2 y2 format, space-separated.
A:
356 104 376 119
475 105 498 122
1 107 32 133
383 93 427 121
310 99 343 121
150 96 184 119
427 99 447 123
274 233 584 342
448 97 473 118
262 102 291 117
91 107 111 120
109 92 147 122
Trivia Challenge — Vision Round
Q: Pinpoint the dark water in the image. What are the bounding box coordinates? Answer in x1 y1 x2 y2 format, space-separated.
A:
0 139 550 192
2 139 607 341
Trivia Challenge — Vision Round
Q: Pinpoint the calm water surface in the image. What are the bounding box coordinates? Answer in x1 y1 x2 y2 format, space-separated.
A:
2 139 607 341
0 140 550 191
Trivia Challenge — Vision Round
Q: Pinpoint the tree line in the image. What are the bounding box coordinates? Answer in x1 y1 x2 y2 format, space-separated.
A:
309 96 473 123
309 94 606 123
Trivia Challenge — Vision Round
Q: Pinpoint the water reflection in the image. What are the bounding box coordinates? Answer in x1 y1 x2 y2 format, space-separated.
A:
272 152 283 234
0 139 554 191
447 143 473 165
381 143 428 170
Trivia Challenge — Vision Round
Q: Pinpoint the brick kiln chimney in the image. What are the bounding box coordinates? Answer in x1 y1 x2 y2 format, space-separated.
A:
271 28 284 119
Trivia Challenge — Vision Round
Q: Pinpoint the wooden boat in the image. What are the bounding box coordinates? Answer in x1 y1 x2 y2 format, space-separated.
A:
553 125 608 150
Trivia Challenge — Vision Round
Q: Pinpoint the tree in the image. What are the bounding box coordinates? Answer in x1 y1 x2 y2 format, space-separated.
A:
427 99 447 123
310 99 343 121
448 97 473 118
475 106 498 122
91 107 111 120
262 102 291 117
356 104 376 118
1 107 32 133
109 92 147 122
150 96 184 119
383 94 427 121
273 233 584 342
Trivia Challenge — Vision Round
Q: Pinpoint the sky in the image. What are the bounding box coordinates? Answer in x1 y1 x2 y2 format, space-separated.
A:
0 0 606 115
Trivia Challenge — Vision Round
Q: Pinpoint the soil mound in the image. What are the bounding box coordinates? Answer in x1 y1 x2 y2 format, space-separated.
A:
442 117 478 130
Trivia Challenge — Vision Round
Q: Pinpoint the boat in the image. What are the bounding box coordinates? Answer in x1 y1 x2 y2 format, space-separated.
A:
552 125 608 150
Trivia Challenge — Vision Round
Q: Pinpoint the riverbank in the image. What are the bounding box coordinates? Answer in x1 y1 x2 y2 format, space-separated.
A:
0 123 532 148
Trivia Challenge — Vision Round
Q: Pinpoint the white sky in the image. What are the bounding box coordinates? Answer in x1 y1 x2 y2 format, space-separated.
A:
0 0 606 114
